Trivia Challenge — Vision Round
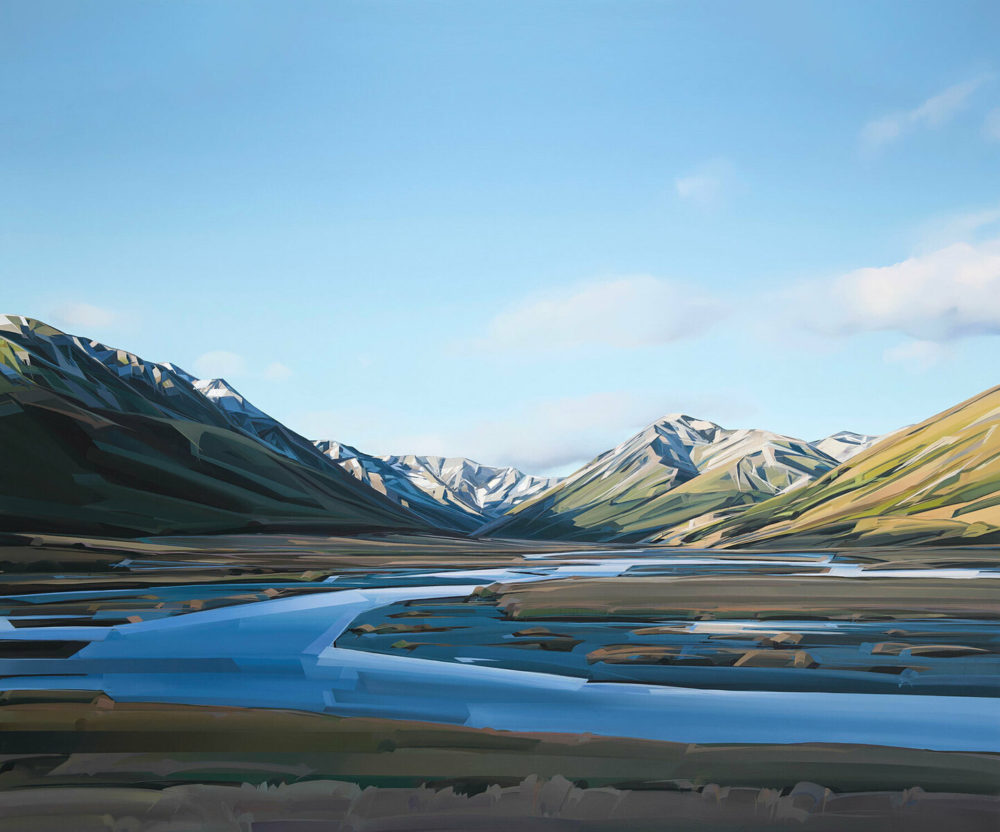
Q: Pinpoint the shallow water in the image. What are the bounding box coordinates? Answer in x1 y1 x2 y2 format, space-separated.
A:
2 548 999 751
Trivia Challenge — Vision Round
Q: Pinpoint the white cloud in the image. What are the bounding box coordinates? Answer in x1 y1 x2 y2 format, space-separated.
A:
483 275 723 352
295 390 755 476
193 350 248 379
262 361 292 381
796 238 1000 342
191 352 292 383
985 107 1000 141
860 76 991 151
674 159 734 207
470 391 755 472
463 392 679 472
909 204 1000 252
53 302 116 330
883 339 953 371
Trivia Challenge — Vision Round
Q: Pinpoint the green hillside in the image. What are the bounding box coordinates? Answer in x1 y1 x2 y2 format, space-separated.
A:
669 385 1000 549
0 316 427 537
480 416 838 542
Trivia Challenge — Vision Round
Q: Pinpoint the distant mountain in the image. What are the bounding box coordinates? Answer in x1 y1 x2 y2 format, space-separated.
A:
478 415 870 543
670 386 1000 549
0 315 428 536
386 455 561 517
11 313 937 547
315 443 560 532
314 442 486 532
812 430 881 463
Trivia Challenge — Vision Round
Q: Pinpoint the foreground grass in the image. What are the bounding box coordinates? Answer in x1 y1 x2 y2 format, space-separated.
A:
1 695 998 831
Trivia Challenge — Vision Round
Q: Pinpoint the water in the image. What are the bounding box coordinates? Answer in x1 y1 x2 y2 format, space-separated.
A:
2 549 998 752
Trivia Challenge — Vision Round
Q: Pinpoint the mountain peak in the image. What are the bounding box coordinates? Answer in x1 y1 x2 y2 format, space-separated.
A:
812 430 880 463
0 314 64 335
0 315 426 536
681 385 1000 548
648 413 726 439
314 443 559 529
192 377 270 419
480 410 874 543
655 412 719 427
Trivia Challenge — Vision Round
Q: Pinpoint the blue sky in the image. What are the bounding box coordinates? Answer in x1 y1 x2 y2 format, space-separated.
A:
4 1 1000 475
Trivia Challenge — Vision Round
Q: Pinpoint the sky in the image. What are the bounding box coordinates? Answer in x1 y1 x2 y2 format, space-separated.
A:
3 1 1000 476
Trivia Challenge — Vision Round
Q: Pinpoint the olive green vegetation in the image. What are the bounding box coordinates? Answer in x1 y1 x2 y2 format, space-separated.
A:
2 695 998 830
3 540 999 829
0 317 425 537
486 385 1000 549
487 574 1000 621
665 385 1000 549
6 308 1000 554
0 531 610 578
603 453 832 542
2 693 998 795
484 424 836 543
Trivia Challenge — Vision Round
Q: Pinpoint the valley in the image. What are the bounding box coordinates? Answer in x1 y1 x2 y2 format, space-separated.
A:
2 315 1000 829
1 532 998 829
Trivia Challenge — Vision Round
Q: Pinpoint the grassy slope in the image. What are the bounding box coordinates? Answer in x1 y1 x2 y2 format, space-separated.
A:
486 436 834 543
0 318 425 536
669 386 1000 549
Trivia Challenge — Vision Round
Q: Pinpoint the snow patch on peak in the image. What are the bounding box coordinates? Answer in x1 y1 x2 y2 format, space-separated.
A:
812 431 881 463
314 443 562 525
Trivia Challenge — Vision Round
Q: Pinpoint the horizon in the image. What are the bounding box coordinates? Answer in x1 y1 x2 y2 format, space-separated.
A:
3 308 947 480
5 1 1000 476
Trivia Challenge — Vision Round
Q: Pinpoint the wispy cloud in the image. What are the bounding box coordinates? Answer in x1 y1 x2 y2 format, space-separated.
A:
455 392 689 472
52 302 117 330
193 350 248 379
860 75 991 152
985 107 1000 141
467 391 756 473
192 352 294 383
482 275 723 352
883 339 953 371
263 361 292 381
297 390 755 476
674 159 734 207
909 204 1000 252
794 238 1000 342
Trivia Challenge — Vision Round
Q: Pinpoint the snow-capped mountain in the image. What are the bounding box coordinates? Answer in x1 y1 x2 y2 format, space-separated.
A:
191 376 346 472
315 443 561 531
0 313 885 543
384 455 560 516
812 430 881 463
479 414 872 543
315 442 488 532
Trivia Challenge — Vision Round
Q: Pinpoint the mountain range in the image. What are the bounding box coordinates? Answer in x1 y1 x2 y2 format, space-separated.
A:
0 315 551 537
315 442 560 532
663 385 1000 549
0 316 425 536
477 415 877 542
4 314 999 549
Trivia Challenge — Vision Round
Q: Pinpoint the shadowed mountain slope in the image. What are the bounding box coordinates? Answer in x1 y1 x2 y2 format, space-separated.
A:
314 442 486 532
0 316 428 537
315 444 560 532
385 454 561 518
